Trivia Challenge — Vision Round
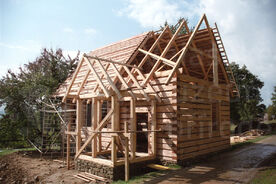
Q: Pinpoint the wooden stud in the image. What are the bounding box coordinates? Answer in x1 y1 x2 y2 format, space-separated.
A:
76 99 82 152
67 119 71 169
97 100 102 152
111 96 119 165
130 98 136 159
150 99 157 156
93 63 110 93
92 98 97 158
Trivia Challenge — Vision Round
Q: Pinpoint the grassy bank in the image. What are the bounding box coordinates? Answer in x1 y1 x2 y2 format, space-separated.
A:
0 148 35 157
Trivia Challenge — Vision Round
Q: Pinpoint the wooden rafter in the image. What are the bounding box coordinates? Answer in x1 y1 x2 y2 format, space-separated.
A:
62 57 85 103
165 14 205 84
84 57 110 98
95 59 122 99
123 66 150 101
93 63 110 93
143 20 186 86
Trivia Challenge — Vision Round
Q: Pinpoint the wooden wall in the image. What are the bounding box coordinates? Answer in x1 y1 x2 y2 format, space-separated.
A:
176 73 230 161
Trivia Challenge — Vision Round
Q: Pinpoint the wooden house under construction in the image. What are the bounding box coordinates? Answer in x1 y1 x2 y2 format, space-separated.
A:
55 14 239 181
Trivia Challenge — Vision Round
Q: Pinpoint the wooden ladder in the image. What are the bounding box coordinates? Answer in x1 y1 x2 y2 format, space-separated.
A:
212 23 240 97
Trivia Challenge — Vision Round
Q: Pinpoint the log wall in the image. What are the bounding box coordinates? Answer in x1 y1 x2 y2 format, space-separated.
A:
176 73 230 162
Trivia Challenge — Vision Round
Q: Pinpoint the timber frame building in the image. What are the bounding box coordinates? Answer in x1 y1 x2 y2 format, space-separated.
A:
55 14 239 181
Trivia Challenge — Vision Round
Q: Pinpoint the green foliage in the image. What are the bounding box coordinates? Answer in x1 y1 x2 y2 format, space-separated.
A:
0 48 79 148
230 62 265 124
267 86 276 120
160 17 194 34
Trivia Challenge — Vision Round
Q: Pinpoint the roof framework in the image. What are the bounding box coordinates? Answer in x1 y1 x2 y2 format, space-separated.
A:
60 14 239 103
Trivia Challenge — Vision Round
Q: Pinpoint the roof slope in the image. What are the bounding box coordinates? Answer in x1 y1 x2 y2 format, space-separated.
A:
56 32 149 97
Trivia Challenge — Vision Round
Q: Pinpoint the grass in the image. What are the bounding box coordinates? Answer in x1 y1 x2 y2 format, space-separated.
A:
250 168 276 184
0 148 35 157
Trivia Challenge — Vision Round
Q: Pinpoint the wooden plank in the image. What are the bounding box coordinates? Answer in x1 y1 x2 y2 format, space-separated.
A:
97 100 102 152
111 96 119 164
62 57 84 102
125 136 129 181
84 57 110 98
165 14 205 84
144 21 186 86
95 59 122 98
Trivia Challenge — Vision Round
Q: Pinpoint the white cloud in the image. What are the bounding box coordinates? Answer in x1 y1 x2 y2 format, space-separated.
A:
194 0 276 105
84 28 97 35
63 27 74 33
118 0 184 28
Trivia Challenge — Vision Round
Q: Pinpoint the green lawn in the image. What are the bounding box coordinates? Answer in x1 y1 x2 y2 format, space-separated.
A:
250 168 276 184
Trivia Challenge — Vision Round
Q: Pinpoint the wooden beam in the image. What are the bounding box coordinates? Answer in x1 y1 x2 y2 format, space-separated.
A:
75 70 90 98
62 57 85 103
86 55 139 69
110 63 136 99
188 46 213 60
134 68 161 102
138 48 176 67
143 20 186 86
85 57 110 98
75 108 114 159
212 41 218 86
67 119 71 169
150 99 157 156
97 100 102 152
203 16 229 84
111 96 119 164
95 59 122 99
76 99 82 152
165 14 205 84
138 26 169 68
92 98 97 158
125 136 129 181
123 66 150 101
93 63 110 93
130 98 136 159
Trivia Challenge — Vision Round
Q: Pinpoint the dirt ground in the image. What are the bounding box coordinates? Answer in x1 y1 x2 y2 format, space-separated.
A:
1 135 276 184
0 152 85 184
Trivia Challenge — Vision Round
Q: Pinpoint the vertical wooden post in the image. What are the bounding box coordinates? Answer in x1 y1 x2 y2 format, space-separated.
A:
76 99 82 152
212 41 218 86
111 95 119 165
97 100 102 152
92 98 97 158
67 120 71 169
151 99 157 156
124 121 129 181
130 98 136 159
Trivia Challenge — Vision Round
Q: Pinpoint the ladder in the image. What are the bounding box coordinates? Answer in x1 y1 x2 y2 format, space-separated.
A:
212 23 240 97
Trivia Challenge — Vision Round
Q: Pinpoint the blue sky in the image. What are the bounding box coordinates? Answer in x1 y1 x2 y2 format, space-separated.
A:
1 0 276 106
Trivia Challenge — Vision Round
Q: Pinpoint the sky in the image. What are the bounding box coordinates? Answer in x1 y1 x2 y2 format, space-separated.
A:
0 0 276 106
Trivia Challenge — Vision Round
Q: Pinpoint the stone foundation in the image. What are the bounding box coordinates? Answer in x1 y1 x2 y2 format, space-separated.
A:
75 158 157 181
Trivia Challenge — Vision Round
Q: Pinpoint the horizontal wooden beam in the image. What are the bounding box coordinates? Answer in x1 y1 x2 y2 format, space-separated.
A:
138 48 176 67
85 54 139 69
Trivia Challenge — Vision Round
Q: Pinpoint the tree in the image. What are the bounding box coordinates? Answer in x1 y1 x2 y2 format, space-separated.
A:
0 48 79 148
267 86 276 120
160 17 194 34
230 62 265 124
